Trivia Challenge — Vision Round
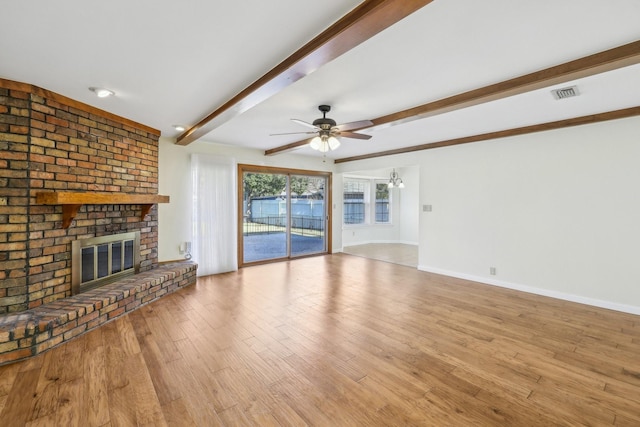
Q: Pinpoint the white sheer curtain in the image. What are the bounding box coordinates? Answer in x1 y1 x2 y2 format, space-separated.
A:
191 153 237 276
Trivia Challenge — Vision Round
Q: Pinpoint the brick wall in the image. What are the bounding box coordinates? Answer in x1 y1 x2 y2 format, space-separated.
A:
0 79 162 314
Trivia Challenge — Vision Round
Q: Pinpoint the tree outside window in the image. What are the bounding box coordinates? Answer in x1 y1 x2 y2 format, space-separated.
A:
375 182 390 223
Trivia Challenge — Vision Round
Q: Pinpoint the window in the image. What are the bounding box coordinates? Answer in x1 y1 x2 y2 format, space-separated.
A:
375 182 390 224
343 179 368 224
343 177 391 225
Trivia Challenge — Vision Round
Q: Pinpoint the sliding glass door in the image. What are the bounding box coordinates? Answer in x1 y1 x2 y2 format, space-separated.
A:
242 171 288 263
239 165 331 265
290 174 327 257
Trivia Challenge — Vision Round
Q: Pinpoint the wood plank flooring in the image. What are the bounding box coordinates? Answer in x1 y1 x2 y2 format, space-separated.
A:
342 243 418 267
1 254 639 426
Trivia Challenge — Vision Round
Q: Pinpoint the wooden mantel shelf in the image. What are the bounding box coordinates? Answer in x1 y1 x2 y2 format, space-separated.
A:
36 192 170 228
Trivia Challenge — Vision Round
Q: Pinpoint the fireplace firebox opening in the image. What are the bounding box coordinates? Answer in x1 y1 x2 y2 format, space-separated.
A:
71 231 141 294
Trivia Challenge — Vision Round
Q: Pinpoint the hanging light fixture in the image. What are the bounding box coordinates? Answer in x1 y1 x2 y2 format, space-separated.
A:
388 169 405 188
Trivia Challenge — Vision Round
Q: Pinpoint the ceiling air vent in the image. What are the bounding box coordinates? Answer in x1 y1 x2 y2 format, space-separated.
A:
551 85 579 100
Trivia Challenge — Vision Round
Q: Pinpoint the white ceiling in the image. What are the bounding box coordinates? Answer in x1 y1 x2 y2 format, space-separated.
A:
2 0 639 161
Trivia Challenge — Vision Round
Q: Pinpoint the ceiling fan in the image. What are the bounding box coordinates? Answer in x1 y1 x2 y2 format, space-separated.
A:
271 105 373 152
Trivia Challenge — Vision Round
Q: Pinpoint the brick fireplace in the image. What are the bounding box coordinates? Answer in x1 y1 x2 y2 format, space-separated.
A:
0 78 196 364
0 78 168 313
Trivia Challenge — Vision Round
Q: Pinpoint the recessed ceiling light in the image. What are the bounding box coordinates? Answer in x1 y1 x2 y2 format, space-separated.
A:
173 125 186 132
89 87 115 98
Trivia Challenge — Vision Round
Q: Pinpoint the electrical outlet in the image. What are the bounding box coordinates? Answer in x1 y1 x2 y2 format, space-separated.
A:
490 267 497 275
423 204 432 212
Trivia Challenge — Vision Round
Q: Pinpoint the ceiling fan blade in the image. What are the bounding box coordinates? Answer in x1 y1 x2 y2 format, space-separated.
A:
291 119 319 130
270 131 318 136
337 131 372 140
334 119 373 132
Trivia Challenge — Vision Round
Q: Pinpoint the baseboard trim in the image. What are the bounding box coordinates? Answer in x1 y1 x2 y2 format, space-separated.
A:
343 240 419 247
418 265 640 316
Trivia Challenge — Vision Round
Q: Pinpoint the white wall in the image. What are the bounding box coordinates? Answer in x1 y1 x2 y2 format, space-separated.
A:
398 166 420 245
421 117 640 314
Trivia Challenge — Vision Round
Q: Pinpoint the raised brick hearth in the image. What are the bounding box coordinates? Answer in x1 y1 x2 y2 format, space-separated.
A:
1 78 197 364
0 261 197 366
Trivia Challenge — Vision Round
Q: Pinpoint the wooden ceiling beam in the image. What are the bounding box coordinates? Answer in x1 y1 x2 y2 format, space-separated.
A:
369 40 640 129
334 106 640 163
265 40 640 156
176 0 434 146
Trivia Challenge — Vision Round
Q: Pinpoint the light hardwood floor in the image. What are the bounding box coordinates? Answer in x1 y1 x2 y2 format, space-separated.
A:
342 243 418 267
1 254 639 426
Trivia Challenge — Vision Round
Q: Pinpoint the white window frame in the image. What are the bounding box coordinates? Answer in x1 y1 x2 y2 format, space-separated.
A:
343 178 369 225
374 180 391 224
343 177 392 227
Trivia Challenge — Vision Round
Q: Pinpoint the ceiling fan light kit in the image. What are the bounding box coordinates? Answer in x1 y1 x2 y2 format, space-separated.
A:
272 105 373 153
310 134 340 152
